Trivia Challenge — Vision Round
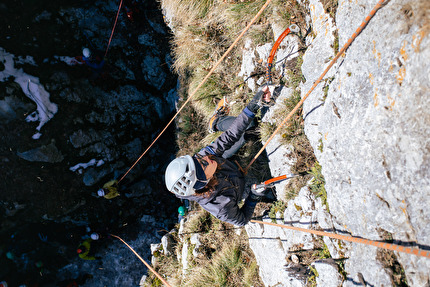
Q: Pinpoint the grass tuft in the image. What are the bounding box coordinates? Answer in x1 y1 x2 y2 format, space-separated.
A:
183 240 260 287
308 162 329 212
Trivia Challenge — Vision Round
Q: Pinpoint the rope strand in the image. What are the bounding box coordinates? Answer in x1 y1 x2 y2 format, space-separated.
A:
250 220 430 258
111 234 173 287
104 0 124 59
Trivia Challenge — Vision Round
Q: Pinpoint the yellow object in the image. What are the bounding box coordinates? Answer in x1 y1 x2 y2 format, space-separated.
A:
103 179 119 199
78 239 95 260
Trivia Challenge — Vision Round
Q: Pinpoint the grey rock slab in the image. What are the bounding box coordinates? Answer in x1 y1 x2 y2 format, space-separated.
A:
17 140 64 163
302 0 430 285
312 259 343 287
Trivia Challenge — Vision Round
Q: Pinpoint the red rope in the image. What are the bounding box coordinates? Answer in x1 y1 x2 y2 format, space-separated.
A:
104 0 124 59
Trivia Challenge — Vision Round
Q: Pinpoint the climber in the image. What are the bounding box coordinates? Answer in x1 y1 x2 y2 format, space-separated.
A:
76 238 96 260
165 85 273 227
97 179 120 199
74 48 105 81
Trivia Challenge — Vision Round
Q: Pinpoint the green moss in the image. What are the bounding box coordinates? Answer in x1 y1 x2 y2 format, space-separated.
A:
332 29 339 54
308 161 329 212
313 241 331 259
308 265 319 287
318 137 323 153
269 200 287 222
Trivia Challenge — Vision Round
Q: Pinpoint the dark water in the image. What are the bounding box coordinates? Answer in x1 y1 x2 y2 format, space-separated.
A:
0 0 179 285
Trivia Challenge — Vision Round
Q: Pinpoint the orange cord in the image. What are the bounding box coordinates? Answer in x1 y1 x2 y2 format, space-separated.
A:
104 0 124 59
111 234 173 287
250 220 430 258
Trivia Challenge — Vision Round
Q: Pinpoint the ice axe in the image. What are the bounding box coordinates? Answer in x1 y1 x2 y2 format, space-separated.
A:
251 173 301 193
266 24 300 85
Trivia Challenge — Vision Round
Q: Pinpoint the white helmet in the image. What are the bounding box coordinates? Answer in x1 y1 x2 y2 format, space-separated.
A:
97 188 106 197
165 155 198 197
91 233 100 240
82 48 91 58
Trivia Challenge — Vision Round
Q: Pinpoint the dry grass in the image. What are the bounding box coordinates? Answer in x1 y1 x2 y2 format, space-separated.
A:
188 70 232 116
168 0 314 201
159 1 317 283
176 103 207 156
183 239 262 287
320 0 338 20
183 209 263 287
145 208 263 287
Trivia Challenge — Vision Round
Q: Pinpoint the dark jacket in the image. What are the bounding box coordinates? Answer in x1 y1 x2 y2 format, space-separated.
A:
179 107 257 226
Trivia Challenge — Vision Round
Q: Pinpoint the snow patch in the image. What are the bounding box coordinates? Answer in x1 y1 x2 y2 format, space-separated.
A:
70 159 105 173
0 47 58 139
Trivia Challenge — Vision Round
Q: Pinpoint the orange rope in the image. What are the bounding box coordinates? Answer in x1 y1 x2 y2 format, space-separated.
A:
250 220 430 258
111 234 173 287
245 0 387 172
118 0 274 183
104 0 124 59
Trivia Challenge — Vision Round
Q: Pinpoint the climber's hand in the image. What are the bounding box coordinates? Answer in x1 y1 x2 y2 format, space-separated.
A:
261 85 272 103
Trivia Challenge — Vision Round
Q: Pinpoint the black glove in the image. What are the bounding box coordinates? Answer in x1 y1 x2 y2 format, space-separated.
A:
248 191 263 202
246 89 265 114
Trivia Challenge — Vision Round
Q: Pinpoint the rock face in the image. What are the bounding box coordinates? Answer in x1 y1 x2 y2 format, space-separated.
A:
0 0 180 285
246 188 317 286
157 0 428 285
244 0 429 286
312 259 344 287
301 0 430 286
17 140 64 163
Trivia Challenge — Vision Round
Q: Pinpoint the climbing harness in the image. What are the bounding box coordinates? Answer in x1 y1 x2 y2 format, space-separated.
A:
104 0 124 59
266 24 300 84
250 220 430 259
111 234 173 287
245 0 388 172
251 173 299 193
117 0 274 183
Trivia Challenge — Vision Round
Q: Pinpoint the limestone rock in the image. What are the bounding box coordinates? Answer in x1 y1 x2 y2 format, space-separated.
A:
262 87 296 200
312 259 343 287
301 0 430 285
190 233 202 258
141 54 166 90
245 187 317 287
161 233 174 256
181 242 189 275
